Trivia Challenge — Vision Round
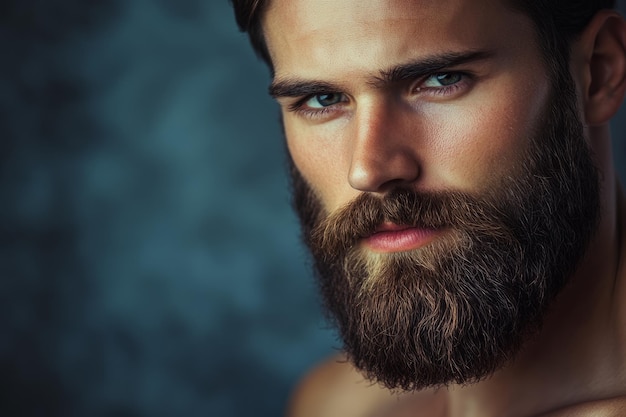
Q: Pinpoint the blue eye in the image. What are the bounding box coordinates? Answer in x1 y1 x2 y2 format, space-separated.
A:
423 73 463 87
305 93 344 108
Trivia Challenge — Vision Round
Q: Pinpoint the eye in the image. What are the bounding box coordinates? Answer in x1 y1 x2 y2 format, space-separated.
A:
412 72 472 98
304 93 345 108
422 73 464 88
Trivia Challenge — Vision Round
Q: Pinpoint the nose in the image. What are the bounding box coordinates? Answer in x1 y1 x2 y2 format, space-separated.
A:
348 100 421 193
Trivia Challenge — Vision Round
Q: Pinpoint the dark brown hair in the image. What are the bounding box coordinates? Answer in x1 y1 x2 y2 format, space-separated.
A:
231 0 271 67
230 0 616 74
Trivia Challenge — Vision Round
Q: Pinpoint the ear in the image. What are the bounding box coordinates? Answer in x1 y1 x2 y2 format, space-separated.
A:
575 10 626 126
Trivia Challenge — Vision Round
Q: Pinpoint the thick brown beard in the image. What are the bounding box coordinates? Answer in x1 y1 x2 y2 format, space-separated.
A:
289 75 600 391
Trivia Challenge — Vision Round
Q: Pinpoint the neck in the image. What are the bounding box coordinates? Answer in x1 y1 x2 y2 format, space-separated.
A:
447 130 626 417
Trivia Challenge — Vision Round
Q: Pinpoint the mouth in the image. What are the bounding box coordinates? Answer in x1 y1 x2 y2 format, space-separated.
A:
363 222 441 253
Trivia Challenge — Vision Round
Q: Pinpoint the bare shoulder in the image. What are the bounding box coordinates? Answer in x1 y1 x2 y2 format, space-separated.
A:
284 353 395 417
537 396 626 417
285 353 445 417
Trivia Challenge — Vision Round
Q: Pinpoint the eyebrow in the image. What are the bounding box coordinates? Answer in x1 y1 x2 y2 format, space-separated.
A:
375 50 494 85
268 49 494 99
269 80 339 99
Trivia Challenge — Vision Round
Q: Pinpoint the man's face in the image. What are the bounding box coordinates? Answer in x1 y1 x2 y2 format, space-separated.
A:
265 0 551 212
264 0 600 389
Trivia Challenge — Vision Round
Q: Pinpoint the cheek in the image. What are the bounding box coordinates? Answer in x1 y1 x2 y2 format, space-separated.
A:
424 80 549 190
285 117 352 211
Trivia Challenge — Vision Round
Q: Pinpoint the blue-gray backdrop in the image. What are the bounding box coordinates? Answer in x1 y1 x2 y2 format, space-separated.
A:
2 1 626 416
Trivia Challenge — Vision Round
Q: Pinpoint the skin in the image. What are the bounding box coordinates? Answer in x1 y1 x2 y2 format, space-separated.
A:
261 0 626 415
267 0 549 211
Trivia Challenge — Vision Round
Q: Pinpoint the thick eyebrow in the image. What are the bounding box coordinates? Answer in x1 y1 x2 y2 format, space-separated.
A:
375 50 494 85
269 80 340 99
268 49 494 99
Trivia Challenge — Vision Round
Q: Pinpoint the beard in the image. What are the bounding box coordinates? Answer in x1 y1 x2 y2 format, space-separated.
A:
288 71 601 391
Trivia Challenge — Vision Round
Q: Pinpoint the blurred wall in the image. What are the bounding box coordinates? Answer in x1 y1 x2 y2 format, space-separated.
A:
2 2 334 416
1 1 625 417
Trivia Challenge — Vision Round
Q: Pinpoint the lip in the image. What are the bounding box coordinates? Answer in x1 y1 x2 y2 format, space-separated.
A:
363 223 440 253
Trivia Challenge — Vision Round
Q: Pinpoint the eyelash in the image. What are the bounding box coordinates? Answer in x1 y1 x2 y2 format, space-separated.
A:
288 101 337 120
419 72 470 96
288 72 473 120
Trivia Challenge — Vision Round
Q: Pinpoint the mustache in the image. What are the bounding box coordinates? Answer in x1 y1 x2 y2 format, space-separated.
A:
311 188 513 256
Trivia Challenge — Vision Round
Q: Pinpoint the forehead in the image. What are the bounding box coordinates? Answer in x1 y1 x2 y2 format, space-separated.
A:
262 0 538 78
265 0 483 33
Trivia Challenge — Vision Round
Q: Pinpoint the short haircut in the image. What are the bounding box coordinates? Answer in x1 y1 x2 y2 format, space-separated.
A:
230 0 616 76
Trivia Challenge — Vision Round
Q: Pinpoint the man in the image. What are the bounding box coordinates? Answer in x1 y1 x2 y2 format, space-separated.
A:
232 0 626 415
